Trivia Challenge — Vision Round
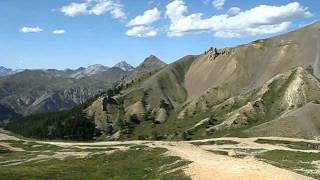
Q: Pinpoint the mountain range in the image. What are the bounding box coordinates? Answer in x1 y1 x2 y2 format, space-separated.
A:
4 21 320 141
0 59 166 123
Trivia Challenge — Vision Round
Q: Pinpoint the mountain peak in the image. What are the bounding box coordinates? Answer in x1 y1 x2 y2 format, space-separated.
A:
148 54 157 59
113 61 134 71
137 55 166 70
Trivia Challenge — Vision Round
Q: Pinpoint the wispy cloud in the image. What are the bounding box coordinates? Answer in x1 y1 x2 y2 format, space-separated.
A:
227 7 241 16
126 26 157 37
20 26 43 33
52 29 65 34
60 0 126 20
212 0 226 10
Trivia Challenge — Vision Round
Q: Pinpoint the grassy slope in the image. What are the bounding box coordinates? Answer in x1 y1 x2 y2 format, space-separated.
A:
0 139 190 180
256 150 320 179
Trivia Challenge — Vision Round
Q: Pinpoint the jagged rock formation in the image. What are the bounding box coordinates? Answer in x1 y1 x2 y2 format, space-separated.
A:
86 96 120 132
205 47 233 61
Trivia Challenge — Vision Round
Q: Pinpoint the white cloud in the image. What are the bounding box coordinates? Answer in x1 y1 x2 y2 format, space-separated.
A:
89 0 126 19
212 0 226 10
165 0 187 23
20 27 43 33
52 29 65 34
61 2 88 17
126 26 157 37
60 0 126 20
227 7 241 16
165 1 312 38
127 8 161 27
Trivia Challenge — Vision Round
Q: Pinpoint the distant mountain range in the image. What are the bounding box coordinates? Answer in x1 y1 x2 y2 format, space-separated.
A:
0 61 135 79
0 58 166 123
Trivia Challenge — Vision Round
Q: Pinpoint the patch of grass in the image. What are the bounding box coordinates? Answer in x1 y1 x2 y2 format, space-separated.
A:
207 150 228 156
255 139 320 150
121 67 165 92
1 140 62 152
208 128 250 138
191 140 239 146
127 110 212 140
75 144 134 147
0 140 61 163
0 151 37 163
256 150 320 179
0 147 191 180
121 88 145 107
66 147 118 153
0 146 10 154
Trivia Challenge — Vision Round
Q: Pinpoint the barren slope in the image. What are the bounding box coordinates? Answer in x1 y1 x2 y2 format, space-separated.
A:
247 102 320 138
185 22 320 99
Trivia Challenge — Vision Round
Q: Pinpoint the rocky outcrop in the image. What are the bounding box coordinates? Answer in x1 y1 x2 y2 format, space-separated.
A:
86 96 119 133
125 101 146 121
205 47 233 61
154 108 168 124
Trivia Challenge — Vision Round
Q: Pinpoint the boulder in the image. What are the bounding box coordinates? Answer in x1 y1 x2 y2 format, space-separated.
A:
228 149 237 157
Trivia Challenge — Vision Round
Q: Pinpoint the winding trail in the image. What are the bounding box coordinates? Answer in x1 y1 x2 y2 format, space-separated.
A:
35 138 317 180
150 141 313 180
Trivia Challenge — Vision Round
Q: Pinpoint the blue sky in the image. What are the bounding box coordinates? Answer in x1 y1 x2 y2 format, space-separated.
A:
0 0 319 70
